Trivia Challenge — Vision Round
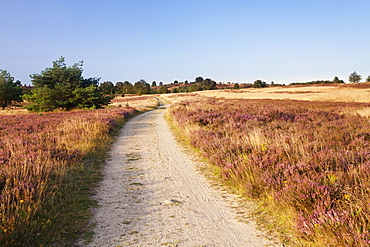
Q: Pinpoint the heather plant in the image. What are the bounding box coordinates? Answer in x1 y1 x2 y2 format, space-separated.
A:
168 98 370 246
0 107 138 245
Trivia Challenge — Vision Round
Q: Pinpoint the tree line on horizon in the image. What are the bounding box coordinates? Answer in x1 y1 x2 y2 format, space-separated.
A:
1 57 370 112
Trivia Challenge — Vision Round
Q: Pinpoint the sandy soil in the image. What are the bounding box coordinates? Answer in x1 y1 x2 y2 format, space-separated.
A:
86 101 279 246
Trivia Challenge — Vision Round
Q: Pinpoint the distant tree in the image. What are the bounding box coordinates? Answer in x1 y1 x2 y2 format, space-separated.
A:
184 80 188 85
173 80 179 84
99 81 115 94
189 84 200 92
172 88 178 93
195 76 204 84
178 86 188 93
115 82 124 94
234 83 240 89
253 79 267 88
151 81 157 87
133 79 151 95
0 70 23 109
158 85 168 94
366 75 370 82
333 76 344 84
200 78 216 90
122 81 134 95
348 71 362 83
159 81 163 86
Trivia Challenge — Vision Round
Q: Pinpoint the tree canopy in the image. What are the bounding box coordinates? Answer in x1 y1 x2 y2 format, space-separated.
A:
0 70 23 109
348 71 362 83
253 79 267 88
24 57 112 112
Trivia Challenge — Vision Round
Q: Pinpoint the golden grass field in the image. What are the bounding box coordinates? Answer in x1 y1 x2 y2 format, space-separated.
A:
160 84 370 117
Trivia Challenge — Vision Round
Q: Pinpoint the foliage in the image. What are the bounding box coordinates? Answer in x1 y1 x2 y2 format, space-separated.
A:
23 86 60 112
81 77 100 88
121 81 134 95
0 70 23 109
24 57 111 112
158 85 168 94
133 79 151 95
349 71 362 83
366 75 370 82
253 79 267 88
169 98 370 246
99 81 115 94
115 81 124 94
291 77 345 85
0 107 138 245
73 85 113 109
333 76 344 84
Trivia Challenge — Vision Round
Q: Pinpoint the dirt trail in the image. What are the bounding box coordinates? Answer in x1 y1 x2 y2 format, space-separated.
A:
87 101 278 246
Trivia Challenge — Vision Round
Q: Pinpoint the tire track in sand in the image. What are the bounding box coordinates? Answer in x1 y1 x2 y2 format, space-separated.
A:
87 101 279 247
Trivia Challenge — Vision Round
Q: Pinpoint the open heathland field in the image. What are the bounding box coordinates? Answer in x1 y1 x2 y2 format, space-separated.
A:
167 93 370 246
0 96 158 246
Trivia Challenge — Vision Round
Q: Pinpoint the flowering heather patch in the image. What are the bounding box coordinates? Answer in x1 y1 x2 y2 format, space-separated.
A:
111 95 154 103
169 98 370 246
0 107 137 244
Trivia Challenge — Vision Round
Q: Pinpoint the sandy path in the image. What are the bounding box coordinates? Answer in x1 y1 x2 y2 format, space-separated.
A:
87 102 278 247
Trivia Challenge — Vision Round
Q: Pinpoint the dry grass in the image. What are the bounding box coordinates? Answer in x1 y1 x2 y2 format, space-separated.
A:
194 84 370 104
110 95 159 111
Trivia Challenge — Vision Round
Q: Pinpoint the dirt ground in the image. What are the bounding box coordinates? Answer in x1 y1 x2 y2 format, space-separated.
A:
85 101 279 246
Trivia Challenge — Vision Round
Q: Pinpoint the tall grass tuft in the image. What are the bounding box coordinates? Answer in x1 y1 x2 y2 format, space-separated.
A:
168 98 370 246
0 107 138 246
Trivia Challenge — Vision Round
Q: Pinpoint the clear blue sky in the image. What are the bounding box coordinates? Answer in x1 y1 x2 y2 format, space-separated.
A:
1 0 369 85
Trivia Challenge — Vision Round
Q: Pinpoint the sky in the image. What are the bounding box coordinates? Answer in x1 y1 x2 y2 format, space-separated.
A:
1 0 370 85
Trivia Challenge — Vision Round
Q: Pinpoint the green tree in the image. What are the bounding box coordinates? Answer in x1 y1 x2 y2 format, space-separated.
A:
151 81 157 87
115 82 124 94
25 57 111 112
99 81 115 94
188 84 200 92
195 76 204 84
73 85 112 109
30 56 83 90
133 79 151 95
234 83 240 89
23 86 60 112
348 71 362 83
158 85 168 94
81 77 100 88
0 70 23 109
122 81 134 95
333 76 344 84
201 78 216 90
253 79 267 88
366 75 370 82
